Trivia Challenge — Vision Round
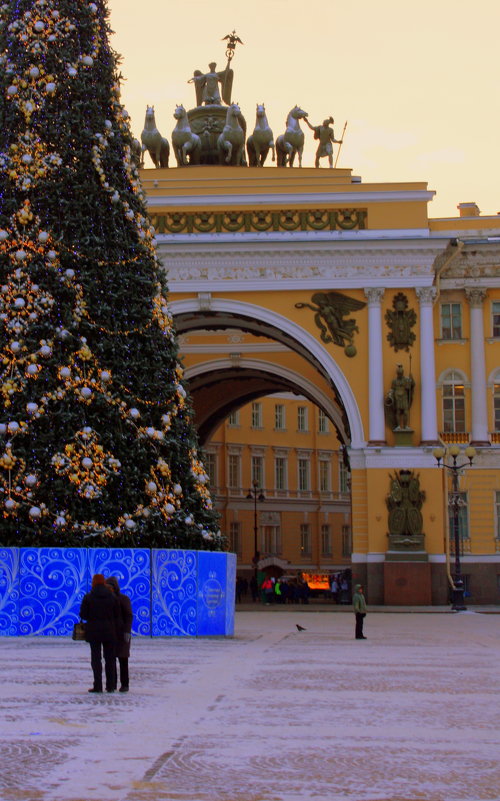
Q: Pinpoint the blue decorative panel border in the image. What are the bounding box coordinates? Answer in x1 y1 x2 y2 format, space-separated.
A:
19 548 87 636
0 548 20 636
87 548 151 636
0 548 235 638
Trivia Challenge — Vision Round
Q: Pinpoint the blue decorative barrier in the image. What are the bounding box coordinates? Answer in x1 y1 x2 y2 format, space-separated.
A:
0 548 236 637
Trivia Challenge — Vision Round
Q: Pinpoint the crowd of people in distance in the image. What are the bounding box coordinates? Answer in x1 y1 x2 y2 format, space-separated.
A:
235 570 352 606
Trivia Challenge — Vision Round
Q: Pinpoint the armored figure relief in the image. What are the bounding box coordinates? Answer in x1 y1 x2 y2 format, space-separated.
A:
385 363 415 430
386 470 425 549
295 291 366 356
304 116 342 168
385 292 417 352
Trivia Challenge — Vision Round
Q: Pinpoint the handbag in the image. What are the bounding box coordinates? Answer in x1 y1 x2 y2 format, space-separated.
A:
72 620 86 641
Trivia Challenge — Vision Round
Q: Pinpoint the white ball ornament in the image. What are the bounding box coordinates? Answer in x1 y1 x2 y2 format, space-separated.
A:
34 20 45 31
146 427 155 438
27 364 39 375
55 515 66 526
173 484 182 495
26 402 38 415
0 230 9 241
80 387 92 399
100 370 111 382
10 341 20 353
47 250 57 261
29 67 40 78
0 423 6 434
129 408 140 419
5 498 16 511
67 66 77 77
185 516 193 525
125 519 136 530
15 250 26 261
7 85 17 96
39 345 51 357
60 366 71 378
7 421 19 433
82 55 93 66
29 506 41 518
165 503 175 514
65 269 75 279
45 82 56 94
81 457 93 469
38 231 49 243
147 481 157 493
25 474 37 487
14 297 25 308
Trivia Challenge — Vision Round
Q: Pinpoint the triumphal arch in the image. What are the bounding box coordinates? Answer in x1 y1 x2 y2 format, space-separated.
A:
139 36 500 605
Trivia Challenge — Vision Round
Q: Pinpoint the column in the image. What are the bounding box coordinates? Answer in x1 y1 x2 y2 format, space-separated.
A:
465 288 490 445
416 287 438 444
364 288 385 444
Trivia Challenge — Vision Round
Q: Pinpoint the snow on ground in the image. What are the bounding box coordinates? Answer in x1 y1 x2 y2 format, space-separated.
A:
1 608 500 801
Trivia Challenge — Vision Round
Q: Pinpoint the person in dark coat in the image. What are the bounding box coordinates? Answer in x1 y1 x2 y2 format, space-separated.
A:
106 576 133 693
79 573 119 693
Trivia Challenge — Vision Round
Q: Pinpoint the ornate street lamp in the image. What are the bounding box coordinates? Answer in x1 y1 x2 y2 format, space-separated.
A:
433 444 476 610
247 479 265 586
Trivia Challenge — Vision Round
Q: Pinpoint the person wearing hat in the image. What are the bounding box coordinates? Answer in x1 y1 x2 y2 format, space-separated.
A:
79 574 120 693
352 583 367 639
106 576 133 693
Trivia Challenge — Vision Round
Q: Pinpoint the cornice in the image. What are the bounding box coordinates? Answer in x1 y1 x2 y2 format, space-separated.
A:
148 189 435 208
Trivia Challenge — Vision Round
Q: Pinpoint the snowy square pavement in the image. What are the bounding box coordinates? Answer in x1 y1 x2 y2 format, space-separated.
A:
1 608 499 801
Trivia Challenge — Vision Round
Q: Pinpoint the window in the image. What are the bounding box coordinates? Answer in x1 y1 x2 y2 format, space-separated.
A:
228 454 240 489
229 522 241 554
262 526 281 554
494 385 500 432
495 491 500 540
297 406 308 432
441 303 462 340
274 404 285 430
300 523 311 556
443 372 466 432
318 410 329 433
448 491 469 548
339 460 350 494
298 459 310 491
493 302 500 338
319 460 330 492
203 452 216 488
342 524 352 557
275 457 287 490
321 524 332 555
228 410 240 426
251 455 264 488
251 402 262 428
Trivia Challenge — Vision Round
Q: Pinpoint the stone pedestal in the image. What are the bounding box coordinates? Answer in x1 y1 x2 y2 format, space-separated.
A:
383 559 432 605
393 428 414 447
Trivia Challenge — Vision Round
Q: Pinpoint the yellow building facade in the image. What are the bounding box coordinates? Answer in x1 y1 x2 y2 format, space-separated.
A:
142 165 500 605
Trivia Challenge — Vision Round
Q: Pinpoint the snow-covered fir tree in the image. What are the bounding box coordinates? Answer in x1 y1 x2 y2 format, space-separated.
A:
0 0 223 548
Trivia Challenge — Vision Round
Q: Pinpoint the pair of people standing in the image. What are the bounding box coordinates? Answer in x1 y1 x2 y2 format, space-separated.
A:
79 574 133 693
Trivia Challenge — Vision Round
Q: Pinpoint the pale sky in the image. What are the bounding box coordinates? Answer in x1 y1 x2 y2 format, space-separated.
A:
108 0 500 219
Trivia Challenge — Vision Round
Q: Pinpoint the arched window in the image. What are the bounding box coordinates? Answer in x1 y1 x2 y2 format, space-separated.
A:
442 370 466 433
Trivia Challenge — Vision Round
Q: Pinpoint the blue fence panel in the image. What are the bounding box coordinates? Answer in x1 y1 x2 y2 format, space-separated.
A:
197 550 232 636
152 549 197 636
19 548 87 636
225 552 237 636
0 547 20 636
87 548 151 636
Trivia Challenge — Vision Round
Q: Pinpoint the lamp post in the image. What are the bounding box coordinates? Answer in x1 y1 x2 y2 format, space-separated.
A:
433 444 476 611
247 479 265 587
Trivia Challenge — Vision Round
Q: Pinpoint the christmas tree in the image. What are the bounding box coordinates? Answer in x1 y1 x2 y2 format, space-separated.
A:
0 0 223 549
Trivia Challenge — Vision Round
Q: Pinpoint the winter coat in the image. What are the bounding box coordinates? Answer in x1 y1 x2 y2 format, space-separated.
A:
79 585 119 643
115 592 133 659
352 584 367 614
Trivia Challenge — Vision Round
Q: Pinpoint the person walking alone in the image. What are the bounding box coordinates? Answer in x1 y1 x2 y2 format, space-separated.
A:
79 574 119 693
106 576 133 693
353 583 367 640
